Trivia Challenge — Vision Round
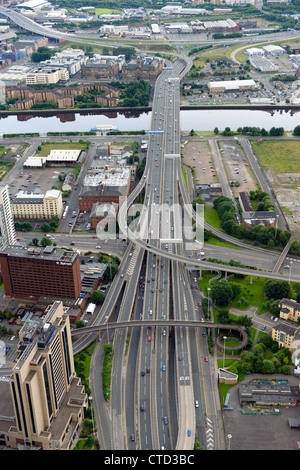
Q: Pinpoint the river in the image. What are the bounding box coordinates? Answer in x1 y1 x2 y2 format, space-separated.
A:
0 108 299 135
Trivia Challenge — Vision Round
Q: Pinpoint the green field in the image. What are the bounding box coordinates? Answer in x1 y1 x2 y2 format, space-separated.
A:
36 141 90 156
251 140 300 174
205 208 222 229
95 8 121 14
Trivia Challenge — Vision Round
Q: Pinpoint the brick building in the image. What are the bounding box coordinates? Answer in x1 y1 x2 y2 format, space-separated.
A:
78 168 131 212
0 245 81 300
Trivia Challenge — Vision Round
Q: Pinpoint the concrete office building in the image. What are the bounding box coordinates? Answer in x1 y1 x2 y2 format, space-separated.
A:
2 300 88 450
26 67 69 85
0 184 17 250
11 189 63 220
0 245 81 300
40 48 87 77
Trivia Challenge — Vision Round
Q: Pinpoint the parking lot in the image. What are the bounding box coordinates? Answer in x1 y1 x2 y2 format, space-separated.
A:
9 166 65 199
218 139 257 196
182 140 218 186
223 373 300 450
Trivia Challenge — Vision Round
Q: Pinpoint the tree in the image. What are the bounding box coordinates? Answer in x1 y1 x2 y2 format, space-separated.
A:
40 236 52 247
261 359 275 374
41 222 52 232
90 290 105 304
104 264 118 282
293 125 300 136
264 279 290 300
211 280 240 307
290 240 300 256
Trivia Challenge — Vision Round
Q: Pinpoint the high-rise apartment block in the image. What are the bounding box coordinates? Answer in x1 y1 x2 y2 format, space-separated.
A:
0 245 81 300
5 301 88 449
0 184 17 250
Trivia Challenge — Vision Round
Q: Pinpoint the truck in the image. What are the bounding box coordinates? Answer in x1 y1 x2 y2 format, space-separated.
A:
86 303 96 315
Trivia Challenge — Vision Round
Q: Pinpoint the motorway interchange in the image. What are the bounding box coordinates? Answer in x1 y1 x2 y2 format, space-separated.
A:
1 6 299 447
71 57 300 451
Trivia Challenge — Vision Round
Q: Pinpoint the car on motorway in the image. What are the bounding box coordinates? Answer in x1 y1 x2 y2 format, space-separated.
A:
140 405 145 412
130 434 135 442
205 356 208 362
187 429 191 437
164 416 168 425
162 365 166 371
195 400 199 408
141 370 145 376
178 355 182 361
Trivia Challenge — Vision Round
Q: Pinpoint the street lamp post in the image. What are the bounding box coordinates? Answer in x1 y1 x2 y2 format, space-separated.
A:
89 396 95 436
207 287 211 320
289 261 293 284
105 315 109 344
275 215 279 241
223 336 227 369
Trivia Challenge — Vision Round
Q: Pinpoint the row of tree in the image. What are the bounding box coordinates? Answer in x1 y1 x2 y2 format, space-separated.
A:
213 195 291 248
249 189 274 212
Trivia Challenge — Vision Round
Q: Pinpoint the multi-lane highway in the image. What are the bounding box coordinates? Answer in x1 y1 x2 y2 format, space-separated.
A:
66 54 300 451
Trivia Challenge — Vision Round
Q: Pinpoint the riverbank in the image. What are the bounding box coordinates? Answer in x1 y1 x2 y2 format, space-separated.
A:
0 104 299 118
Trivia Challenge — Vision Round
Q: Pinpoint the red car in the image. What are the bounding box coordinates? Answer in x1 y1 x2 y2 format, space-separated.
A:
205 356 208 362
198 301 202 307
92 236 96 238
148 336 151 342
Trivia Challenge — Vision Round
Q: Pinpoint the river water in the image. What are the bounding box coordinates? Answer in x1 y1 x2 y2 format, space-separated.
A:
0 108 299 134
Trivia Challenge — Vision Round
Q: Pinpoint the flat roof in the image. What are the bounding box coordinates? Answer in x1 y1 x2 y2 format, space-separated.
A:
47 149 81 162
209 79 256 89
16 0 50 9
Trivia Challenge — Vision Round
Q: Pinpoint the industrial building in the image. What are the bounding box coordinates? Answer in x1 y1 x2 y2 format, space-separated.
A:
79 167 131 212
45 149 84 166
23 149 85 167
262 44 285 55
208 79 257 93
15 0 51 10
